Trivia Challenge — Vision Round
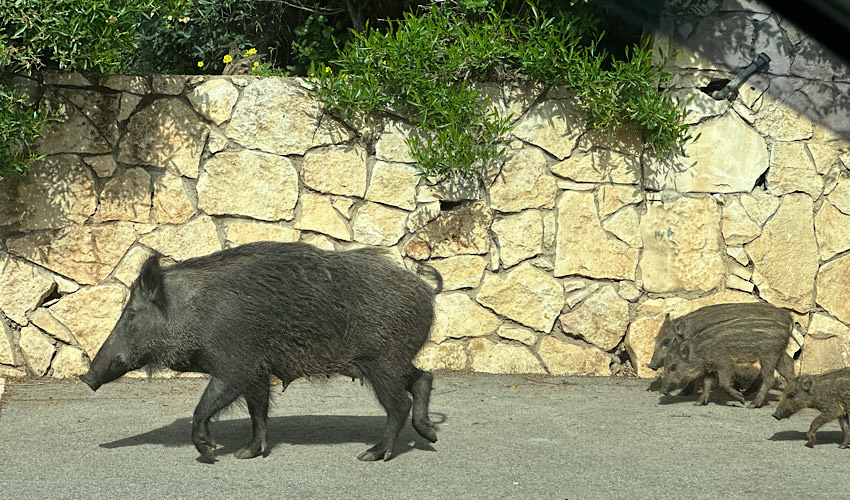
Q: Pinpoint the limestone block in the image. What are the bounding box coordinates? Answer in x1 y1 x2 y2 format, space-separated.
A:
51 344 90 379
816 254 850 325
0 320 17 365
365 161 418 210
639 196 725 293
538 336 611 376
468 338 546 374
294 192 352 241
102 75 149 94
404 201 491 260
7 224 136 286
767 142 823 197
754 92 814 141
791 37 850 81
801 314 850 374
139 216 221 261
489 147 558 213
427 255 488 291
431 293 502 343
550 149 640 185
83 155 118 178
559 284 629 351
555 190 638 280
0 254 55 325
645 112 768 193
476 263 564 333
492 210 543 268
49 284 126 357
112 246 155 286
36 89 119 155
187 78 239 125
413 341 467 371
596 184 642 218
153 173 195 224
740 189 780 226
406 202 441 232
375 121 418 163
198 150 298 221
100 168 152 223
511 98 585 160
351 202 408 246
118 98 209 178
226 78 352 155
746 194 818 312
301 145 368 198
828 175 850 215
19 325 55 376
225 222 300 246
602 206 641 248
497 325 539 346
118 93 143 122
151 75 188 95
28 308 73 344
721 196 761 245
815 201 850 260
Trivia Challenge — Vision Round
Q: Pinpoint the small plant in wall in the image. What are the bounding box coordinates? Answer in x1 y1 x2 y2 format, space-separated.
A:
308 1 694 183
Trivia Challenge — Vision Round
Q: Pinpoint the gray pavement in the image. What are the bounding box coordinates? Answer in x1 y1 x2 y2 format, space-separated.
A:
1 372 848 499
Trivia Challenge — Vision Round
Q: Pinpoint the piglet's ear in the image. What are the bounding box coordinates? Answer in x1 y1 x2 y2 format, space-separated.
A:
801 375 814 393
138 254 167 311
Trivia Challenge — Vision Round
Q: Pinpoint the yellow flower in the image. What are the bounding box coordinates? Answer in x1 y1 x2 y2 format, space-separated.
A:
324 66 331 73
245 48 257 56
252 61 259 70
197 61 204 68
223 54 233 64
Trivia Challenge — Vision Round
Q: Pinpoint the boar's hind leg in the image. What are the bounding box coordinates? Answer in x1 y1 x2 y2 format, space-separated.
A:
358 368 411 462
235 380 271 459
749 356 781 408
192 376 243 463
839 415 850 449
406 368 438 443
716 369 747 406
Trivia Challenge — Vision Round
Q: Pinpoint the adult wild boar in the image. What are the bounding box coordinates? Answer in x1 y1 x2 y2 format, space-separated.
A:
773 368 850 448
80 242 442 463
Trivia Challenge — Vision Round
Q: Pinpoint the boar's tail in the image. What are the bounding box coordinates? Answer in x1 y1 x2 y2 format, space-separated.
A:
417 264 443 295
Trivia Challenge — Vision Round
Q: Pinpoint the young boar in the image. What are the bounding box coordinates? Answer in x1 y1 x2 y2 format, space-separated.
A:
648 302 792 371
80 242 442 463
773 368 850 448
659 317 795 408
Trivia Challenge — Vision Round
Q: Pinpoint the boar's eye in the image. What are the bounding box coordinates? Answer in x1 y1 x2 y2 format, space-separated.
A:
669 364 677 372
787 391 796 399
661 339 670 347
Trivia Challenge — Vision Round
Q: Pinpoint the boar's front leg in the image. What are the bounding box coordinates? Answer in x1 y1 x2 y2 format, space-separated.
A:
806 411 838 448
695 376 714 406
192 376 242 463
716 367 747 406
235 380 270 459
839 415 850 449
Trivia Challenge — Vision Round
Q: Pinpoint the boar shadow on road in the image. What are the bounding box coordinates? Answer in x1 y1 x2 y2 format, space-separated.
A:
98 413 445 460
769 429 845 446
656 391 780 407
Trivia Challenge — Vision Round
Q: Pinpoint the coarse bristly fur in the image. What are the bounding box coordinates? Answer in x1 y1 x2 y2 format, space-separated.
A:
80 241 442 463
773 368 850 448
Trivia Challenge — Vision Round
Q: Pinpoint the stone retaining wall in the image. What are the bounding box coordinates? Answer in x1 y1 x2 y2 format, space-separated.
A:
2 0 849 381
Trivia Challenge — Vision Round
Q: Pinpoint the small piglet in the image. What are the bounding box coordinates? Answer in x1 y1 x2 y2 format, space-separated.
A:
773 368 850 448
80 242 442 463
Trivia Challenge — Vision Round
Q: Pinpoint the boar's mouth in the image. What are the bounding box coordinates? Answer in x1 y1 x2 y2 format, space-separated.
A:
772 410 789 420
79 372 101 392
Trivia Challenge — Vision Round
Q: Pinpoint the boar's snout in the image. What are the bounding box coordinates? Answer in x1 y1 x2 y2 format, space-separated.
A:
772 409 789 420
79 372 101 392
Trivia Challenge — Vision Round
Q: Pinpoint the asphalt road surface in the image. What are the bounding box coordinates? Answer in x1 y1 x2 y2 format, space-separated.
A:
1 372 848 499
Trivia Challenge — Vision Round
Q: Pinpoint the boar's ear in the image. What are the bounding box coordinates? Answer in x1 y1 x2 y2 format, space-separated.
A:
679 342 691 360
138 255 167 311
801 375 814 393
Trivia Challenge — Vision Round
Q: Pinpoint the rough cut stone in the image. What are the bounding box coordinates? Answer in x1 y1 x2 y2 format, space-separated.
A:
225 222 300 246
746 194 818 312
100 168 152 223
476 263 564 333
490 147 557 213
555 190 638 280
7 224 136 286
118 93 143 122
428 255 488 290
294 192 352 241
740 189 780 226
406 202 441 233
301 145 368 198
413 341 467 371
468 338 546 374
492 210 543 268
645 112 768 193
0 320 17 365
118 98 209 178
827 175 850 215
51 344 90 379
139 216 221 261
801 314 850 374
497 325 539 346
153 173 195 224
226 78 352 155
538 336 611 376
0 254 55 325
28 308 74 344
754 93 814 141
375 121 419 163
431 293 502 344
187 78 239 125
816 254 850 325
551 149 640 184
152 75 187 95
351 202 408 246
36 89 119 155
639 196 726 293
19 325 55 376
112 246 154 286
559 284 629 351
5 155 97 231
365 161 418 210
815 201 850 260
511 99 585 160
83 155 118 178
602 206 641 248
722 196 761 245
198 150 298 221
102 75 149 94
597 184 643 218
49 284 126 357
767 141 823 197
404 201 491 260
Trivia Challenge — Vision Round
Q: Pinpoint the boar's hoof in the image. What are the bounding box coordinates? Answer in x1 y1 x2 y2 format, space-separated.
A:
235 446 263 459
805 441 815 449
839 444 850 449
198 445 217 463
357 446 391 462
